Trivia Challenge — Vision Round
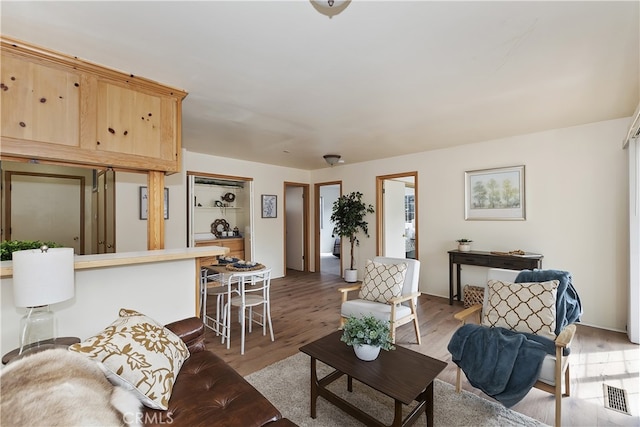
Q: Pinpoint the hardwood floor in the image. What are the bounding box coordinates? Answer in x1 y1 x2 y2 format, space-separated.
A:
203 269 639 426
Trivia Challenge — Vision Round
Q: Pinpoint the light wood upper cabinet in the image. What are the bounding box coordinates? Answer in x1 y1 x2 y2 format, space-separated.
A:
96 81 176 161
1 54 80 147
0 36 187 173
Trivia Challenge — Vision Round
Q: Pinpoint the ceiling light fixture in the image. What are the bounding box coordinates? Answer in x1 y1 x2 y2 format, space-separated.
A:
310 0 351 18
323 154 342 166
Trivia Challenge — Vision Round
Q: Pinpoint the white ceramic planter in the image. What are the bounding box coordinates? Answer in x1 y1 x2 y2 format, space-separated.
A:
458 244 471 252
353 344 381 361
344 269 358 282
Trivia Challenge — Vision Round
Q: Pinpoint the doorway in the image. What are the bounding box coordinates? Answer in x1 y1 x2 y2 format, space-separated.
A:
5 171 85 254
376 172 418 259
284 182 309 274
186 172 254 261
94 168 116 254
315 181 342 275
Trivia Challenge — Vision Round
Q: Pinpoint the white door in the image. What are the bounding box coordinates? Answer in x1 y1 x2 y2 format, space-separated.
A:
10 174 82 253
286 186 304 271
383 179 407 258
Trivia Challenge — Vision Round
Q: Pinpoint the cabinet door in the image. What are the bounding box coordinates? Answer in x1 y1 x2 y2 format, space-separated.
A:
1 54 80 146
222 239 244 252
96 82 177 161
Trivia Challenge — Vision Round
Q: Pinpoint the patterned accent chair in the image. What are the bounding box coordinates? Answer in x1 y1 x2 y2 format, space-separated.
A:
338 256 421 344
453 268 577 427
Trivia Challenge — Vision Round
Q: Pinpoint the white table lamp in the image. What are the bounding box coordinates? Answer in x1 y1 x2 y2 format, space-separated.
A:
12 246 75 354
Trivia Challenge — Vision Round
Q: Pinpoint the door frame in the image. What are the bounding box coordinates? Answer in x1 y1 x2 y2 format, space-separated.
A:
283 182 310 275
314 181 342 273
375 171 419 259
186 171 254 253
5 170 86 253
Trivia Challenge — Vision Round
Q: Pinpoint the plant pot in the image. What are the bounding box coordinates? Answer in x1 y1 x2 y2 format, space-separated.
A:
344 269 358 283
353 344 381 361
458 243 471 252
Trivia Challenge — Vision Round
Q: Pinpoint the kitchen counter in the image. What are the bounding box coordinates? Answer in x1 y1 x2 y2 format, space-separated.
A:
0 246 229 278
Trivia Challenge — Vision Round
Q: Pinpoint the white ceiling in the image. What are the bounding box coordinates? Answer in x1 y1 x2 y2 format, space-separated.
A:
2 1 639 170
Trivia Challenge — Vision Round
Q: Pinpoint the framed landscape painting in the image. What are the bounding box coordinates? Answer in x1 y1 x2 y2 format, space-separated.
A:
465 165 525 220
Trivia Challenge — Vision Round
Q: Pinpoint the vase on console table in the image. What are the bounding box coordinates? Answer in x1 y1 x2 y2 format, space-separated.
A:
456 239 472 252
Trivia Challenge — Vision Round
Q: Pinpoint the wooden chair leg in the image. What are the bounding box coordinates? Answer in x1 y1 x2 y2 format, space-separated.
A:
390 322 397 344
339 316 345 329
555 387 561 427
555 347 563 427
410 299 421 345
412 316 421 345
455 367 462 393
390 304 397 344
564 363 571 397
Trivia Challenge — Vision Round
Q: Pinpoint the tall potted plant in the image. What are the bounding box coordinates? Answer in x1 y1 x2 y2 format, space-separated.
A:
330 191 374 282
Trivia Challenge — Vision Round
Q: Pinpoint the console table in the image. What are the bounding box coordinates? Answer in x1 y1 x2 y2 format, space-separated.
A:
448 250 543 305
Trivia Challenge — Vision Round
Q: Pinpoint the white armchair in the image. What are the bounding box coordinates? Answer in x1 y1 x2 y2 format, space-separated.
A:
338 256 421 344
453 268 577 427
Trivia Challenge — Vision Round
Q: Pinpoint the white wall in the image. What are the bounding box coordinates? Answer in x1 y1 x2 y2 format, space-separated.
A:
115 171 186 252
628 137 639 343
311 118 630 332
112 151 309 279
1 259 196 356
108 118 629 332
183 151 310 278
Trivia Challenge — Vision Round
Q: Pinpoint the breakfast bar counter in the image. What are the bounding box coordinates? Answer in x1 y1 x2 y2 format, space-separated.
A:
0 246 229 278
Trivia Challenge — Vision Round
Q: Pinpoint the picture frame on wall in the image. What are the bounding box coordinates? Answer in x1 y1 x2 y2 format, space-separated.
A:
140 186 169 220
261 194 277 218
465 165 525 220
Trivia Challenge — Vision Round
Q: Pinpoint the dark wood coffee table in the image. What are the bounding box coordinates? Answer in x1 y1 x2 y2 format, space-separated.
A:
299 331 447 427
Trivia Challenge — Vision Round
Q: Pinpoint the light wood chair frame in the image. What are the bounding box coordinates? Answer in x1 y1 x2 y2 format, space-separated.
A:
338 284 422 345
453 304 576 427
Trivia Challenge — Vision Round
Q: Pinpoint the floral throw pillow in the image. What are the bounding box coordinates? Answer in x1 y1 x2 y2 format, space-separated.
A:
69 308 190 410
359 260 408 303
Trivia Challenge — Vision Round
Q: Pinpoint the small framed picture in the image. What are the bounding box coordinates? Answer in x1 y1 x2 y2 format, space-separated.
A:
140 186 169 220
261 194 277 218
465 165 525 220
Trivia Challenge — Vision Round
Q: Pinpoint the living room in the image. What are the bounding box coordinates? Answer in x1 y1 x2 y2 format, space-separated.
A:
1 1 638 426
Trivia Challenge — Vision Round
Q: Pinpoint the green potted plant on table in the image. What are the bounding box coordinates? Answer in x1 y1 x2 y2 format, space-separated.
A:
341 315 395 361
330 191 374 283
456 238 473 252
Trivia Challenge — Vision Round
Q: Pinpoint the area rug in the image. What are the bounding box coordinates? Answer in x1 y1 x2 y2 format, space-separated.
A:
245 352 548 427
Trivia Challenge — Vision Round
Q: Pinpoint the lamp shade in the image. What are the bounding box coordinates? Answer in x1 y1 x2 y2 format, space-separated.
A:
12 247 75 307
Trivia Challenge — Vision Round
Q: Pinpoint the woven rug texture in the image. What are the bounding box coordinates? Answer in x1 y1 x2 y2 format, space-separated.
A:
245 352 548 427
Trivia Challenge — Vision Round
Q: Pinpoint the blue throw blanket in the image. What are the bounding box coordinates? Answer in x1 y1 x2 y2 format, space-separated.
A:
515 269 582 335
448 269 583 407
448 324 553 407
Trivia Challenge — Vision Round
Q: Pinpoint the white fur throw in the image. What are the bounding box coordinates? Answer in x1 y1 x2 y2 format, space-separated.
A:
0 348 143 427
